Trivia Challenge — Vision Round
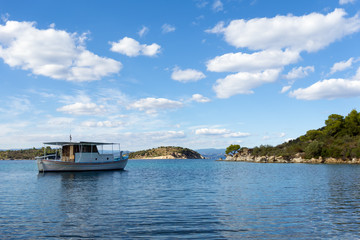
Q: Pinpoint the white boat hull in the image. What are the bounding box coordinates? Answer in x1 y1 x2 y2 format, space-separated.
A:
37 159 128 172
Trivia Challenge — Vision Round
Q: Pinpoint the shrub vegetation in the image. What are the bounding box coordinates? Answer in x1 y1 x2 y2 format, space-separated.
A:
228 109 360 160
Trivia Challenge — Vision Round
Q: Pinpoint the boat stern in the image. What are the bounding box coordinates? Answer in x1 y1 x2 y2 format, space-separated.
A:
37 159 44 172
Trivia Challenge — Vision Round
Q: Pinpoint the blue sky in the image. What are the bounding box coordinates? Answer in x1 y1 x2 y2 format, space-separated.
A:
1 0 360 150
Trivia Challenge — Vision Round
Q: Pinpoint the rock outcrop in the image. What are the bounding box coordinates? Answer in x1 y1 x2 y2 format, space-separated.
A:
222 148 360 164
129 146 204 159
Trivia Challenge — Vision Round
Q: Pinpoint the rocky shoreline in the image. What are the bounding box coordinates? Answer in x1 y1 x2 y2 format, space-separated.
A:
220 150 360 164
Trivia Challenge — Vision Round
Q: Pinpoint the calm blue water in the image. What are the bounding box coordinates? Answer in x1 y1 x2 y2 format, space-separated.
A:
1 160 360 239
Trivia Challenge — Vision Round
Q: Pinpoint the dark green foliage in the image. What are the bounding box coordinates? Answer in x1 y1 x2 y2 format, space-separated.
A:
0 147 57 160
343 110 360 136
228 109 360 160
225 144 240 156
304 141 323 159
324 114 344 136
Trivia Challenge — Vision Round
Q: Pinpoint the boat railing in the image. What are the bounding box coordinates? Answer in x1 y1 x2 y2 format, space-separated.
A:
35 154 61 161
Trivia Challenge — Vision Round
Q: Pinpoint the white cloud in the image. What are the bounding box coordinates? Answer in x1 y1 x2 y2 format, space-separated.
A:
171 67 206 82
195 128 229 135
129 97 183 114
339 0 355 5
213 68 281 98
82 120 124 128
207 49 300 72
212 0 223 12
190 94 211 103
284 66 315 80
206 21 225 34
207 9 360 99
0 20 122 81
225 132 251 138
57 102 106 115
195 128 250 137
290 72 360 100
206 9 360 52
162 24 176 33
110 37 161 57
330 57 354 74
138 26 149 37
149 130 185 140
280 85 292 93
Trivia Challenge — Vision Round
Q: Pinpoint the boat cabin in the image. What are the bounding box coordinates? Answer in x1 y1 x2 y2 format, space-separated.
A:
43 142 119 163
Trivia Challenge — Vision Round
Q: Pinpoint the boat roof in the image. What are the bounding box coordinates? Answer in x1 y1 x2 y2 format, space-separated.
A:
43 141 118 146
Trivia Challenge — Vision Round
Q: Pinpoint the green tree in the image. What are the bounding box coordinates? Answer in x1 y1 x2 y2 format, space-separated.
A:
324 114 344 136
344 109 360 136
300 129 323 141
225 144 241 156
305 141 323 159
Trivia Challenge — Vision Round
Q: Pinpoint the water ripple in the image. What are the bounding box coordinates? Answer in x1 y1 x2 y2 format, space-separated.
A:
1 160 360 239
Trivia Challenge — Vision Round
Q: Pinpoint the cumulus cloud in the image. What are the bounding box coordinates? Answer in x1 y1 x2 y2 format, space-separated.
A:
138 26 149 37
195 128 229 135
206 9 360 52
190 94 211 103
339 0 355 4
207 49 300 73
213 68 281 98
290 74 360 100
128 97 183 114
110 37 161 57
57 102 106 115
171 67 206 82
195 128 250 137
284 66 315 80
330 57 354 74
162 24 176 33
0 20 122 81
206 9 360 99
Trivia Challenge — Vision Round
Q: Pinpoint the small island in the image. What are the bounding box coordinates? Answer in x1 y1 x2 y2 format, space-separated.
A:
223 109 360 164
129 146 204 159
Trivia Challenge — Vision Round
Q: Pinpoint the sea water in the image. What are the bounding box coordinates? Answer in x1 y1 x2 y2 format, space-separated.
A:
1 159 360 239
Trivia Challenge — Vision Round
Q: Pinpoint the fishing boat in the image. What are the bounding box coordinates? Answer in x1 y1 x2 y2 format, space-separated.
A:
36 141 128 172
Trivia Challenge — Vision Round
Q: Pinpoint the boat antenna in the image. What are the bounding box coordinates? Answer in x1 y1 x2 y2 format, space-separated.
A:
69 123 72 142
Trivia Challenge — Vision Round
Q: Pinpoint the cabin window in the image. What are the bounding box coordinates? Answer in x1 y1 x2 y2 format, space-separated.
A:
80 145 98 153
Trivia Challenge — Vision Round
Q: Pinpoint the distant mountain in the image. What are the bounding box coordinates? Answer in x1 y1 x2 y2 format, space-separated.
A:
196 148 225 159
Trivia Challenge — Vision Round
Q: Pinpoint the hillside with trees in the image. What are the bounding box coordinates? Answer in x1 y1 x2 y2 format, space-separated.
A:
0 147 56 160
226 109 360 163
129 146 204 159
